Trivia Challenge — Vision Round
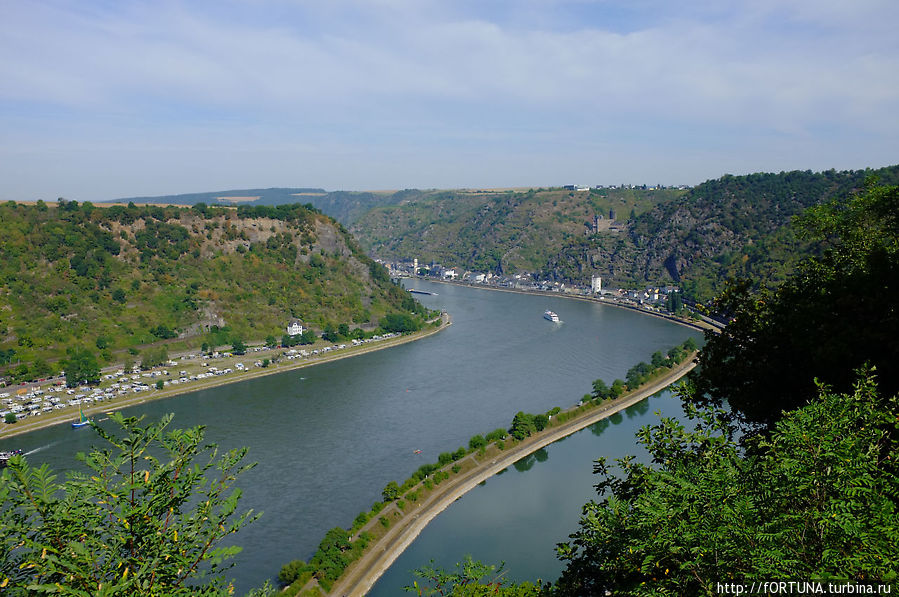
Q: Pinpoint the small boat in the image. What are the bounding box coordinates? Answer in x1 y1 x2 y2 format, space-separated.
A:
72 407 91 428
413 449 422 454
0 449 24 468
544 310 560 322
408 289 437 296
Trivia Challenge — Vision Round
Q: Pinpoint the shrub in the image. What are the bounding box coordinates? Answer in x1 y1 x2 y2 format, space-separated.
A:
352 512 369 529
279 559 307 585
485 428 507 442
468 434 486 450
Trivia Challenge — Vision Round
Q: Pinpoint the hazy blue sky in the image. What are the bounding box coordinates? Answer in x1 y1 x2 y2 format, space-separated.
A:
2 0 897 201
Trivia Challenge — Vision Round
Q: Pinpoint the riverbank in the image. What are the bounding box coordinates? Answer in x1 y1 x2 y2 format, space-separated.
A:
0 313 451 441
327 354 698 597
404 276 718 333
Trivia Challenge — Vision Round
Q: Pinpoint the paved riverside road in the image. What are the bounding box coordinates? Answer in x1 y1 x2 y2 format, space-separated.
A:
328 355 698 597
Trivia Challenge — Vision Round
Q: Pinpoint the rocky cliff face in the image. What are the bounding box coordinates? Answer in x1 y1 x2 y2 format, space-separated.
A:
544 167 899 297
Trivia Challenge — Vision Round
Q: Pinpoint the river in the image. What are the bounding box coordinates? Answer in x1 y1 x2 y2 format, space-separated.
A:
0 280 702 593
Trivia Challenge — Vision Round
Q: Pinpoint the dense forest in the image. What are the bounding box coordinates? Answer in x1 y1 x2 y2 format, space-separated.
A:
350 186 681 275
0 200 424 383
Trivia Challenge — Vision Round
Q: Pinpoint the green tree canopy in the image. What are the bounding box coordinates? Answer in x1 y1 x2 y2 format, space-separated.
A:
0 413 258 595
63 346 100 387
555 373 899 596
693 181 899 424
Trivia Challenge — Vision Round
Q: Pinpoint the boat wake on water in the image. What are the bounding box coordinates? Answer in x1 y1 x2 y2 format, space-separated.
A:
26 442 59 456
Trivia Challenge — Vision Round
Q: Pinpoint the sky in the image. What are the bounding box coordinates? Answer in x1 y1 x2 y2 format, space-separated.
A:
1 0 897 201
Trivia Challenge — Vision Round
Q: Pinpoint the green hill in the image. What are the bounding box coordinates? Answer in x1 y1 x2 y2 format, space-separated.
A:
350 186 682 274
0 200 425 383
349 166 899 301
107 165 899 305
623 166 899 299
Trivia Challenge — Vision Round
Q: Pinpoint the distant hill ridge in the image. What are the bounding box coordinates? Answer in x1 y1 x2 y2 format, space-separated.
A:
110 187 418 226
113 187 327 205
109 165 899 302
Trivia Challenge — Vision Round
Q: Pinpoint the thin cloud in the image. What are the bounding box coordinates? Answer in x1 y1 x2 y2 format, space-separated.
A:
0 0 896 199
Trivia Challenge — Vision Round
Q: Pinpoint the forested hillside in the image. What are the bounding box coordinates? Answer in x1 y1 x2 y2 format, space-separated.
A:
110 165 899 304
350 166 899 301
351 187 681 274
625 166 899 299
0 200 423 382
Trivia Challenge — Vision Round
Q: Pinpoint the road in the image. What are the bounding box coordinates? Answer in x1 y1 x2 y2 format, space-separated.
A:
328 355 698 597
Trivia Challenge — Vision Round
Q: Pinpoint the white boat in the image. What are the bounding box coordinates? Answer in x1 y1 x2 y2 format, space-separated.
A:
544 310 560 322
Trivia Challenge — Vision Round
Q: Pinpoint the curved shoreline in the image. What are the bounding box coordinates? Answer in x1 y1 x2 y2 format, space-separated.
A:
329 356 698 597
407 277 716 333
0 314 451 441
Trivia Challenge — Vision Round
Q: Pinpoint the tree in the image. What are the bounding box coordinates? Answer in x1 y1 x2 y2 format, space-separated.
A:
150 325 177 339
665 291 683 313
591 379 610 400
63 346 100 387
321 324 339 343
692 181 899 424
4 413 16 424
405 556 544 596
382 480 400 502
485 428 506 442
231 339 246 355
468 434 486 450
141 346 168 370
555 373 899 595
156 380 165 390
278 559 306 585
509 411 537 440
380 313 420 333
0 413 258 595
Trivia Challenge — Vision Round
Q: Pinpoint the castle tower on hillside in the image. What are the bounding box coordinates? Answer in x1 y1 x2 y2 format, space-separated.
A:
591 275 602 294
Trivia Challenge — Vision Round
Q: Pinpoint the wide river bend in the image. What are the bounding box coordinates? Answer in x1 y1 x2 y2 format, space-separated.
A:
0 280 701 593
